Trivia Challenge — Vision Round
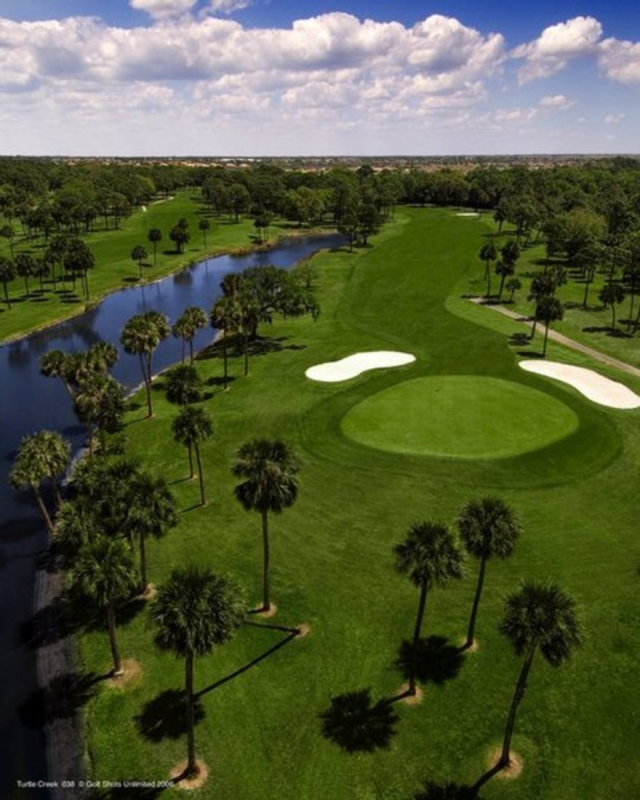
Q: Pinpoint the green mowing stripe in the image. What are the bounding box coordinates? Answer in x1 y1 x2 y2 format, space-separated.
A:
340 376 579 459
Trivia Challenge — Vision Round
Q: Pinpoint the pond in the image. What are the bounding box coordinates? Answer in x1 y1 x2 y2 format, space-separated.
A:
0 233 344 796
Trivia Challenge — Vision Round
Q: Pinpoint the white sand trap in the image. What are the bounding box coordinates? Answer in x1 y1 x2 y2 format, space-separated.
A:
519 360 640 409
306 351 415 383
456 212 480 217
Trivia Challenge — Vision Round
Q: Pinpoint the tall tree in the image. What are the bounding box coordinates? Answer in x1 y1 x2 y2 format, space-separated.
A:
0 255 15 309
150 567 246 778
15 253 35 298
70 536 138 675
131 245 148 280
479 240 498 297
198 217 211 248
232 439 300 613
127 472 178 593
172 306 207 365
393 521 465 696
120 311 170 418
74 373 125 455
210 295 240 390
171 406 213 505
498 581 582 769
148 228 162 266
64 237 95 299
165 363 203 406
457 496 521 650
598 283 625 331
535 295 564 357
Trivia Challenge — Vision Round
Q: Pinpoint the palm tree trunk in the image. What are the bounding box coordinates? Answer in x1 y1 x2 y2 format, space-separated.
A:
244 331 249 377
261 508 270 612
542 321 550 357
187 442 194 479
189 339 194 365
195 444 205 506
465 556 487 649
2 281 10 310
530 317 538 340
146 354 154 418
185 651 197 777
32 486 54 535
500 642 536 767
50 475 63 510
409 582 428 695
106 601 123 675
139 531 148 592
222 333 228 390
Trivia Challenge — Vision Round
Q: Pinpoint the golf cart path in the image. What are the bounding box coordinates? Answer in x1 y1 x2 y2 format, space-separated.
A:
469 298 640 379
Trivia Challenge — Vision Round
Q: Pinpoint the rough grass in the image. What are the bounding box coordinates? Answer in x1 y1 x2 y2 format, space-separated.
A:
77 207 640 799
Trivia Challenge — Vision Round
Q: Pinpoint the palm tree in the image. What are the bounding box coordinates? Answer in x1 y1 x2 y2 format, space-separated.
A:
171 406 213 505
40 350 75 400
198 217 211 248
165 363 203 406
598 282 625 331
535 295 564 356
131 245 148 279
172 306 207 364
74 373 125 455
232 439 300 613
15 253 35 298
0 254 15 309
127 472 178 592
457 497 521 650
70 536 138 675
120 311 170 418
148 228 162 266
149 566 246 778
479 240 497 297
10 431 71 534
498 581 582 769
210 295 240 390
393 521 465 696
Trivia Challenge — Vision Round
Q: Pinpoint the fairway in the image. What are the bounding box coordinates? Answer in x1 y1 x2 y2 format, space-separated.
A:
341 375 579 458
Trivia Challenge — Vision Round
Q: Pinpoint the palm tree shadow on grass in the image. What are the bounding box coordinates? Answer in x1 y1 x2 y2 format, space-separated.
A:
320 688 399 753
396 635 464 686
412 781 482 799
87 786 166 799
196 628 299 698
19 671 101 728
135 689 205 742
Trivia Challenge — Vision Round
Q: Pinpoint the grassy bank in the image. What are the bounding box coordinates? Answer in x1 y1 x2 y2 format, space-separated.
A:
77 207 640 798
0 193 304 344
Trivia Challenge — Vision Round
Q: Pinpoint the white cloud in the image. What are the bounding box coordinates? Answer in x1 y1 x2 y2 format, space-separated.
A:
204 0 251 14
598 38 640 83
604 113 626 125
539 94 575 109
514 16 603 82
130 0 197 19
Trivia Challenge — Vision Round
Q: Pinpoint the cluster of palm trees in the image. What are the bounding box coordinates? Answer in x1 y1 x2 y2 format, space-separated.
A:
394 496 581 774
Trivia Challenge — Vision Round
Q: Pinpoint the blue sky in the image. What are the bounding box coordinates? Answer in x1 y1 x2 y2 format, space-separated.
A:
0 0 638 156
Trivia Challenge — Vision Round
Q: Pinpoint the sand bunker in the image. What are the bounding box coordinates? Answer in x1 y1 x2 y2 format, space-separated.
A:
456 212 480 217
520 360 640 409
306 351 415 383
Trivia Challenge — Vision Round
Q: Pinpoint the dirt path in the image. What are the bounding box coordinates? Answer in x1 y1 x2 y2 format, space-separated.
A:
469 298 640 379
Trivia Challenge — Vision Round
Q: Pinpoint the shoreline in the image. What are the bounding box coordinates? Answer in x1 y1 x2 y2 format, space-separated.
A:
0 223 334 348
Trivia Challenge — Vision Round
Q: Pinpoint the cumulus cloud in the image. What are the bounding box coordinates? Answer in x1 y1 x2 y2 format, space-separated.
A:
514 16 603 82
539 94 575 109
204 0 251 14
598 38 640 83
130 0 197 19
604 113 625 125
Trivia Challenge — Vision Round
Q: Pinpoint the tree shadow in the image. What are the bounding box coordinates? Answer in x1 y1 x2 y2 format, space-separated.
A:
87 785 167 799
205 375 236 388
196 629 299 697
319 688 399 753
396 636 464 686
508 332 530 346
135 689 205 742
20 594 78 649
412 781 481 799
19 671 101 728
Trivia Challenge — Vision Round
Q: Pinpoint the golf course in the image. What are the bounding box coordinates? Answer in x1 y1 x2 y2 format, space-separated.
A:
76 205 640 799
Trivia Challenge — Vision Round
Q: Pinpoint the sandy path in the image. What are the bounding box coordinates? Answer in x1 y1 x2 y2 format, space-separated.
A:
469 298 640 379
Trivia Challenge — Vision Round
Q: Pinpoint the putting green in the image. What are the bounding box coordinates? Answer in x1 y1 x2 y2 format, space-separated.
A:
341 376 580 459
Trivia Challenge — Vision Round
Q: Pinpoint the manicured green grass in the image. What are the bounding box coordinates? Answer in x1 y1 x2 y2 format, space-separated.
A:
0 195 298 343
341 376 579 459
77 206 640 799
